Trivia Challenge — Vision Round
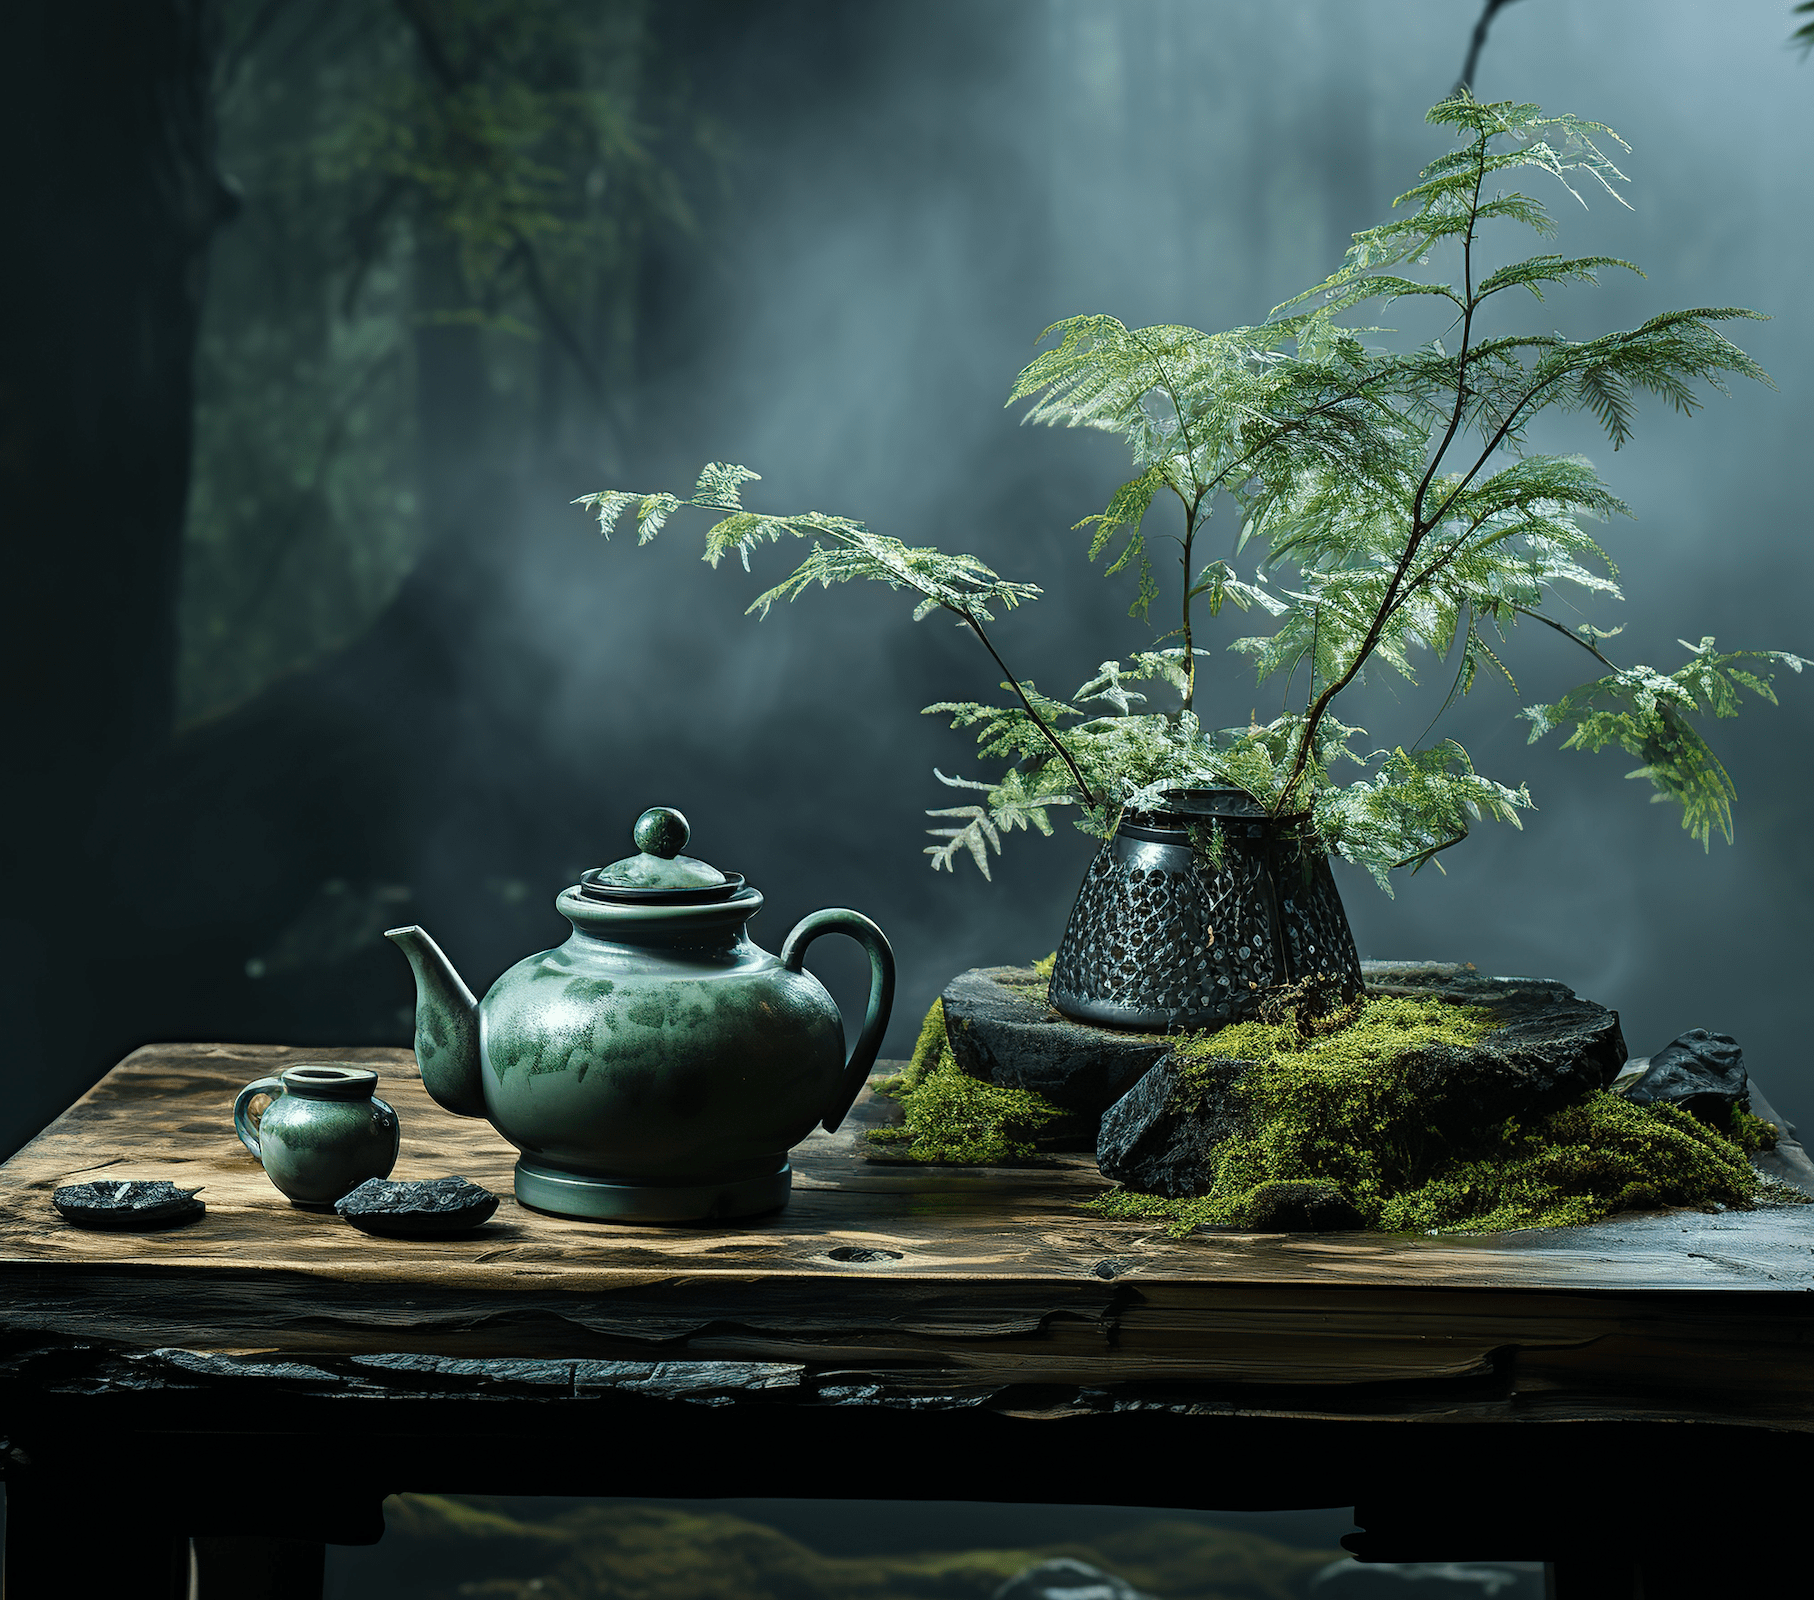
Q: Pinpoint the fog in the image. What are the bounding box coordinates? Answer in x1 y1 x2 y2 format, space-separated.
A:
479 1 1814 1129
13 0 1812 1160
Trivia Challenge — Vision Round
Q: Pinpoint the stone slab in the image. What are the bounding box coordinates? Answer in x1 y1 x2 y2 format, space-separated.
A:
941 966 1171 1127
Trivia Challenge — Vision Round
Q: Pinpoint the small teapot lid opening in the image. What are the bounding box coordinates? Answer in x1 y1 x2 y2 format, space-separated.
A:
580 807 745 901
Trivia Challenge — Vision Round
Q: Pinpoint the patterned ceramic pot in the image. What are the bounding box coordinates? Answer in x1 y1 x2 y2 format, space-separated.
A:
1048 788 1362 1032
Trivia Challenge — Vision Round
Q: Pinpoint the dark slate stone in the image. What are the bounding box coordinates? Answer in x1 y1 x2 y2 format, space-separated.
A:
993 1559 1154 1600
1623 1029 1747 1118
1357 961 1627 1118
942 967 1171 1126
1096 1053 1242 1198
53 1180 204 1231
335 1176 499 1237
1096 962 1628 1201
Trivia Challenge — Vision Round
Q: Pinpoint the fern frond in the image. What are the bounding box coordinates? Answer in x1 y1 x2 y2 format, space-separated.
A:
1523 640 1805 845
693 461 762 509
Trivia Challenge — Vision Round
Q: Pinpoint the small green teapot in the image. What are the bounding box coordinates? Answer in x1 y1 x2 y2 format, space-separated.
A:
233 1063 400 1209
385 807 894 1223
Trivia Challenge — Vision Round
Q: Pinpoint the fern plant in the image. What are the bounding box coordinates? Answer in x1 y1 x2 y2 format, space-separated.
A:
577 95 1801 892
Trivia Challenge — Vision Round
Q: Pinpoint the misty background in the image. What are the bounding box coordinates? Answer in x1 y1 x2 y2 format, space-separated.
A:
5 0 1812 1160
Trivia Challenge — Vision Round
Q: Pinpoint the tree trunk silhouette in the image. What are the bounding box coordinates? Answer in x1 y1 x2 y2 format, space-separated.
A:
0 1 233 1155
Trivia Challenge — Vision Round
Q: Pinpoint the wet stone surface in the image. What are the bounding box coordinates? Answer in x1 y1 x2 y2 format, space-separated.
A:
1094 1052 1241 1198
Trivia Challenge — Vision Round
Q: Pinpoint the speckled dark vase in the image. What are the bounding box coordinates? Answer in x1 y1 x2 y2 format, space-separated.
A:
385 807 895 1224
233 1064 400 1210
1048 789 1362 1032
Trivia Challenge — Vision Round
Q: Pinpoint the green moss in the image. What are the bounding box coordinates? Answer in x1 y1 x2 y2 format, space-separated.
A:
1089 993 1769 1237
1727 1106 1779 1153
1376 1093 1756 1231
868 997 1065 1165
991 954 1058 1006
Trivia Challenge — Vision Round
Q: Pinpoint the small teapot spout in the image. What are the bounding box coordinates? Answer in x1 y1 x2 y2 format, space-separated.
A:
384 925 487 1118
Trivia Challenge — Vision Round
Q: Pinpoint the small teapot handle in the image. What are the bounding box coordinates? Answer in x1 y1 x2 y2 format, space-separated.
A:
233 1076 285 1165
780 909 896 1133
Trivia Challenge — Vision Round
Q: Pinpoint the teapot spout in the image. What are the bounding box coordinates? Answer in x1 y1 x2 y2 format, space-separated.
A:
383 925 487 1119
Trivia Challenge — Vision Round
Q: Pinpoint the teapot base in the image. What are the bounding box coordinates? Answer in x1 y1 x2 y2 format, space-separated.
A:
513 1157 791 1224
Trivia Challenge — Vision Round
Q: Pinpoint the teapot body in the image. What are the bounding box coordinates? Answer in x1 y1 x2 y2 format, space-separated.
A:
478 921 846 1179
385 806 896 1224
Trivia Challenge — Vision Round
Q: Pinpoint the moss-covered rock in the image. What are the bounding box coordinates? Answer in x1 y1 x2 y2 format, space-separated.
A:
867 998 1070 1165
1091 989 1769 1237
940 965 1170 1126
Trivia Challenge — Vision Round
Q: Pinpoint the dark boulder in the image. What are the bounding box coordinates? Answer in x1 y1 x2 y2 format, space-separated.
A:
1096 963 1629 1203
1096 1052 1243 1197
942 967 1171 1121
1623 1029 1747 1118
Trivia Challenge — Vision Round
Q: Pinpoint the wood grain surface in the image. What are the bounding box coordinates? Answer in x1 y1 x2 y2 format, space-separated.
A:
5 1042 1814 1430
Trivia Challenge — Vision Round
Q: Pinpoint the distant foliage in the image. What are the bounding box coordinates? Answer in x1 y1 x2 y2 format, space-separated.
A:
183 0 700 723
580 95 1800 890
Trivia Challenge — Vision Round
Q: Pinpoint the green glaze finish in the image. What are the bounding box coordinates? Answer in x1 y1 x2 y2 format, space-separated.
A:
594 806 724 888
383 808 895 1223
233 1064 400 1210
514 1158 792 1222
385 927 485 1117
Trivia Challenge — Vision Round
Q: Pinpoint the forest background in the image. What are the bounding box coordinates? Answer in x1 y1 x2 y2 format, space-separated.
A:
3 0 1812 1162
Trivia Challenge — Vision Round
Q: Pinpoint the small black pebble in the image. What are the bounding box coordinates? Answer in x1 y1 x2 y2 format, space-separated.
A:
335 1176 500 1238
54 1180 205 1231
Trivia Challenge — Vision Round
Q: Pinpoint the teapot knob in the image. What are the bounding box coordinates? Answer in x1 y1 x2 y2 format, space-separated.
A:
633 806 690 860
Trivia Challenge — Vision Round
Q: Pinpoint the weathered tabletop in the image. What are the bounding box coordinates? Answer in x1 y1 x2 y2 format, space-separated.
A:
6 1043 1814 1399
5 1042 1814 1584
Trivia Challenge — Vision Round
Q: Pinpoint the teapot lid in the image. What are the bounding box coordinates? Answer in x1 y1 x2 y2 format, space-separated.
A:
578 807 748 904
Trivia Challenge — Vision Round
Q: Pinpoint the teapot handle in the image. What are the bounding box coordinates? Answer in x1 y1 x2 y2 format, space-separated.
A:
781 909 896 1133
233 1076 285 1165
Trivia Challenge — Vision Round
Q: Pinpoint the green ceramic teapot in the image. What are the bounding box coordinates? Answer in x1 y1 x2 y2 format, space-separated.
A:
385 806 894 1223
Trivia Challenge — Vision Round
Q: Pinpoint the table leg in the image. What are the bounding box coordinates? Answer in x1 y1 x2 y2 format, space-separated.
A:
1 1481 188 1598
191 1537 326 1599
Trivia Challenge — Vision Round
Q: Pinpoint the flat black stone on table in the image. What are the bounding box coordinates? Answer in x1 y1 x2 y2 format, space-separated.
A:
942 966 1170 1135
1097 961 1628 1198
52 1179 205 1231
335 1175 500 1237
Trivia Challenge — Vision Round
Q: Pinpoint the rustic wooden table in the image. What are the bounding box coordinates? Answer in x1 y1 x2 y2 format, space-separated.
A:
4 1043 1814 1600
